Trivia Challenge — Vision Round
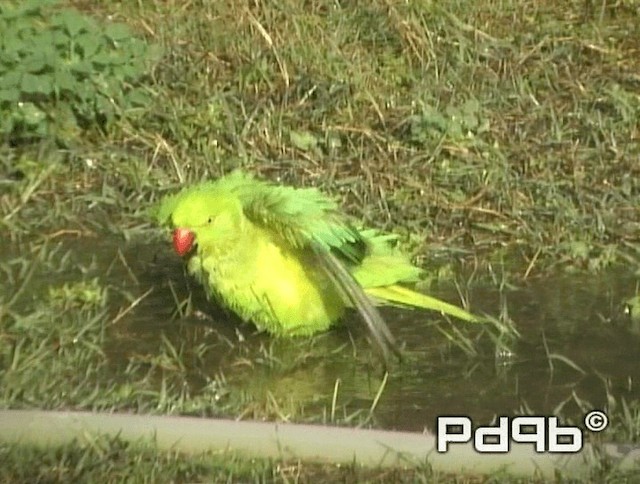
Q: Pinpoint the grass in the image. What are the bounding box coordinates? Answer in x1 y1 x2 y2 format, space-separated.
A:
0 435 512 484
1 0 639 481
3 1 638 268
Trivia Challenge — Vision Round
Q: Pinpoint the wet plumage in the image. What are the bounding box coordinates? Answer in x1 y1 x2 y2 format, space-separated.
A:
157 171 478 363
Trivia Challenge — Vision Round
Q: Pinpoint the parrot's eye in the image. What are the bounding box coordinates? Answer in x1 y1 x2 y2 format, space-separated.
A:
207 217 213 223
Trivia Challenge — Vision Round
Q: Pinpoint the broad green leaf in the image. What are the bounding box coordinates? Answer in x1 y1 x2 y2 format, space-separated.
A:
51 29 69 46
69 59 92 75
32 32 57 62
2 33 29 58
22 52 49 73
91 51 114 67
1 1 41 21
55 10 91 37
21 73 53 95
77 32 101 58
0 70 21 89
53 69 75 92
104 23 131 42
0 88 20 102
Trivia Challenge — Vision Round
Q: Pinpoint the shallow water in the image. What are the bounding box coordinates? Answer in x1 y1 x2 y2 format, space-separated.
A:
5 235 639 434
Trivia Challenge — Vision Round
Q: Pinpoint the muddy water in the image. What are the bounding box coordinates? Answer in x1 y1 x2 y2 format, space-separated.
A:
6 235 639 433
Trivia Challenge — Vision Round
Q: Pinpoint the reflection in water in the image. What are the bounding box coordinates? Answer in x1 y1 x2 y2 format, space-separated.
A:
6 236 639 432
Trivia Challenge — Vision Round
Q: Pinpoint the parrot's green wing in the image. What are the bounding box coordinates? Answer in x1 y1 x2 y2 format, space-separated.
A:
236 176 367 264
234 175 400 365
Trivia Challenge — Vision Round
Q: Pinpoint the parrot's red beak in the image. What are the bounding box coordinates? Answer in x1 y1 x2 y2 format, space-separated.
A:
173 228 195 256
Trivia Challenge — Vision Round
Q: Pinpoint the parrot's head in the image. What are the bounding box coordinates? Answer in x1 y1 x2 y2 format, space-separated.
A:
157 181 245 258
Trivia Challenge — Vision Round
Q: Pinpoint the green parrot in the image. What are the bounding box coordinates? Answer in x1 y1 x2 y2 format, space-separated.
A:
157 171 479 364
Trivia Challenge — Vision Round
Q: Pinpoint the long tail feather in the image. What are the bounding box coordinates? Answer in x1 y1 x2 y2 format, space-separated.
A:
365 285 479 323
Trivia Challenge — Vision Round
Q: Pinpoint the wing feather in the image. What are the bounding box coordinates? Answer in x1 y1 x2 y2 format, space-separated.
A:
312 242 401 367
235 174 367 264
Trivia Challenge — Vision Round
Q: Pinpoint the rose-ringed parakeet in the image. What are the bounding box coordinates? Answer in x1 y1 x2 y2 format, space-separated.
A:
157 171 479 365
